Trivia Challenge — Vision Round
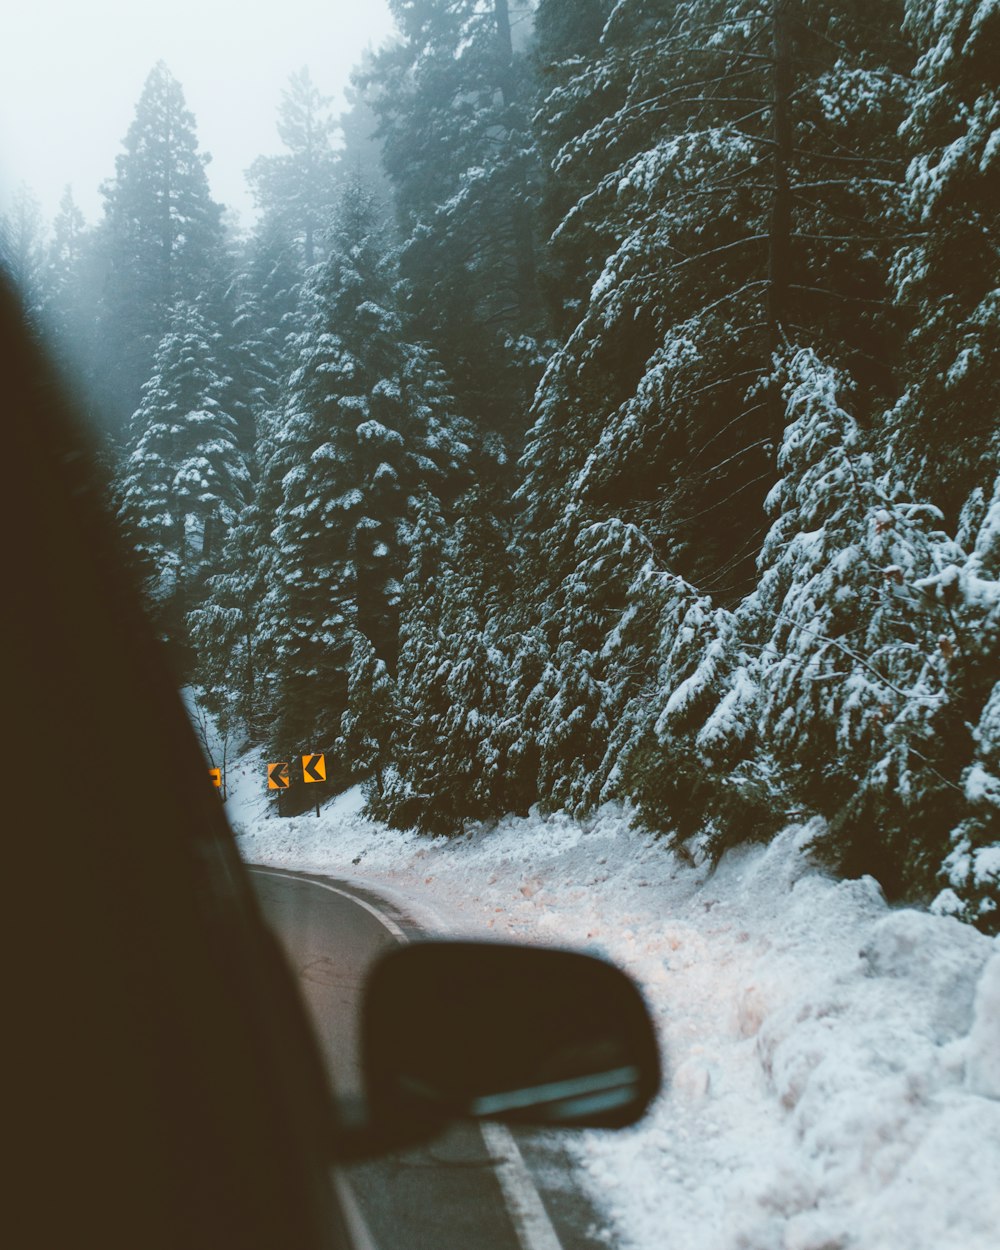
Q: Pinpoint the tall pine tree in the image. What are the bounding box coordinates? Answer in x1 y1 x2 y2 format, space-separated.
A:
94 63 225 440
246 68 341 271
364 0 546 445
118 301 248 653
887 0 1000 517
521 0 910 601
261 180 469 755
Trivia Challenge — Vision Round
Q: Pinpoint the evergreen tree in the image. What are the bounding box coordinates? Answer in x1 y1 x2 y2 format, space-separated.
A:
493 623 548 815
434 492 514 822
236 74 343 398
187 494 269 736
262 181 469 755
364 0 547 443
531 517 656 816
118 301 248 649
939 676 1000 934
38 187 93 377
336 52 396 212
374 492 454 830
0 184 45 326
683 349 995 898
216 270 285 454
94 63 225 440
929 474 1000 932
619 571 750 853
186 258 295 736
247 68 340 270
531 0 618 331
244 212 306 340
887 0 1000 516
339 630 399 800
743 350 958 889
375 485 523 831
520 0 910 603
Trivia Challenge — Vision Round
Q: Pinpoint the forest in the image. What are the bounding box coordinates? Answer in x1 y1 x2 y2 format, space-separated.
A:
2 0 997 933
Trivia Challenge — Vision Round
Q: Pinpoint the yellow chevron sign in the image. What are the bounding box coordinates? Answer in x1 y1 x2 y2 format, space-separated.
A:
267 762 290 790
302 753 326 784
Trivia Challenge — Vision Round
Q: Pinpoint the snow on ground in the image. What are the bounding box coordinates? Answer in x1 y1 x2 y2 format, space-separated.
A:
229 777 1000 1250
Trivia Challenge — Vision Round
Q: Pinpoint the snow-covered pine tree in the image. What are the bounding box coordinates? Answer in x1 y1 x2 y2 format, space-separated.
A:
242 210 307 351
939 677 1000 934
94 63 225 440
338 629 399 802
522 0 910 603
928 473 1000 933
532 517 655 817
384 485 672 833
436 490 514 821
731 349 984 897
887 0 1000 516
336 51 395 211
186 239 303 738
187 494 269 738
262 180 469 757
117 301 248 653
493 623 549 817
247 68 341 271
375 491 455 831
531 0 618 334
504 0 931 869
364 0 546 445
534 639 608 816
38 187 95 382
620 573 752 854
376 487 513 831
624 346 998 904
216 271 286 456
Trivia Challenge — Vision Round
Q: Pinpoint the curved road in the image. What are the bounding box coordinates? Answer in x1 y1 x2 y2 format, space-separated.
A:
248 867 612 1250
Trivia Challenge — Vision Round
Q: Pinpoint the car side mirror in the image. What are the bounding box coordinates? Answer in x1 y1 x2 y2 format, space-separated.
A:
360 940 661 1136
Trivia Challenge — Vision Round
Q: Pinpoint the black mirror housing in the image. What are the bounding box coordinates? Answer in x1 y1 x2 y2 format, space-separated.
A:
361 940 661 1134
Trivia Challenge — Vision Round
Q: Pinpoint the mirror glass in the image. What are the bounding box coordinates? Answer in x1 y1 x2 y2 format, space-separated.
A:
362 940 661 1130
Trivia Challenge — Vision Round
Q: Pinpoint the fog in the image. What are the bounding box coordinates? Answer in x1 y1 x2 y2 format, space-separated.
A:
0 0 395 226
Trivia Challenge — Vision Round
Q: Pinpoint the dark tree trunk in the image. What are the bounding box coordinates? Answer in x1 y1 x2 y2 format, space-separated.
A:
767 0 794 344
767 0 795 444
494 0 541 330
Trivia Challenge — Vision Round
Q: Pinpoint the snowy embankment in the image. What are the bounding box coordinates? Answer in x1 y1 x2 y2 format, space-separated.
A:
229 773 1000 1250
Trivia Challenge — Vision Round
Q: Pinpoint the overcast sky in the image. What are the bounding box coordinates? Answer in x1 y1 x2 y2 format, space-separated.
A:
0 0 397 229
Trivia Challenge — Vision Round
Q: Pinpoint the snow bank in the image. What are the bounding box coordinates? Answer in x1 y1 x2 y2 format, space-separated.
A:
232 786 1000 1250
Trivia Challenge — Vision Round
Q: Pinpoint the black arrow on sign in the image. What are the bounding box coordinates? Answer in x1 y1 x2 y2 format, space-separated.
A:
303 754 326 783
268 762 290 789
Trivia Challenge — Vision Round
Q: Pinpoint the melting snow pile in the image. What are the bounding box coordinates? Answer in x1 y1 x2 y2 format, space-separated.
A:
232 782 1000 1250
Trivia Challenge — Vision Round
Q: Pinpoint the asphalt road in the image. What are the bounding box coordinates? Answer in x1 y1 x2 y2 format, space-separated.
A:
248 867 613 1250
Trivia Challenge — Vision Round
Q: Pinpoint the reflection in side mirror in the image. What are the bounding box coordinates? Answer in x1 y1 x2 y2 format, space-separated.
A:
362 940 661 1131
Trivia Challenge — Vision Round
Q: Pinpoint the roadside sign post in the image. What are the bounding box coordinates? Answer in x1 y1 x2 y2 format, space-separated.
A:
209 767 222 798
267 762 291 817
302 753 326 817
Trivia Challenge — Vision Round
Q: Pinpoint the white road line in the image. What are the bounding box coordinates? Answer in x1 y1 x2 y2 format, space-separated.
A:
480 1122 565 1250
330 1172 382 1250
249 867 409 942
249 865 565 1250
